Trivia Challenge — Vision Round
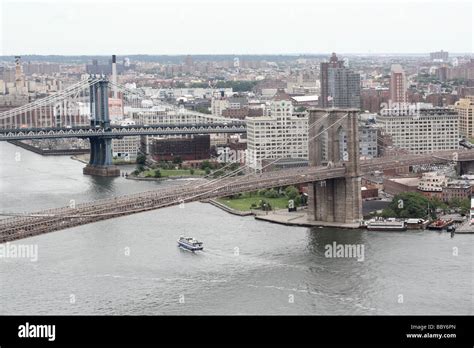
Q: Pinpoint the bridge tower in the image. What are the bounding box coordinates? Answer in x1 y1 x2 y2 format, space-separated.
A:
83 77 120 177
307 108 362 225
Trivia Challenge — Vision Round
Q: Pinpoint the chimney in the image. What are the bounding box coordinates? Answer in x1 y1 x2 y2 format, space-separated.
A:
111 54 118 98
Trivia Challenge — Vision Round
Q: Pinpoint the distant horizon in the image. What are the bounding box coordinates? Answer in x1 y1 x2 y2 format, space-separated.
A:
1 0 471 56
0 52 472 58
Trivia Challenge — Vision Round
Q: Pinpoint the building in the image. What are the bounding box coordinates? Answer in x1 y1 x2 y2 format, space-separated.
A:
361 88 390 113
112 137 140 162
442 181 471 202
320 53 360 108
151 135 210 161
211 92 229 116
377 105 459 154
246 100 308 170
389 64 407 104
455 96 474 139
417 172 447 194
358 124 378 158
430 50 449 62
383 177 420 196
319 52 343 108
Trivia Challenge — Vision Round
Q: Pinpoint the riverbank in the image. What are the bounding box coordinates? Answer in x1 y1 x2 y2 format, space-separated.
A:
207 200 360 228
8 140 89 156
206 199 254 216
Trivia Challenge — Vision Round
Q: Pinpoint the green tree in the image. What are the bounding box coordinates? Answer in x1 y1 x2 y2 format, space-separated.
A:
382 192 431 218
258 199 272 211
153 169 162 178
136 153 147 166
264 188 279 198
189 168 195 175
200 160 211 170
284 186 299 200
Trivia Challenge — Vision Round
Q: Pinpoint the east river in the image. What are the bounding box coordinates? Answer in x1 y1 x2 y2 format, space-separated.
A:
0 142 472 315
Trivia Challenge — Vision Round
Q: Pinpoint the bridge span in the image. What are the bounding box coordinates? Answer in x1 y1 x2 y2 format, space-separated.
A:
1 149 473 243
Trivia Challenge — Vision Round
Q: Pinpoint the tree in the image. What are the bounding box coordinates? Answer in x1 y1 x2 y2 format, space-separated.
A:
189 168 195 175
136 153 146 166
153 169 162 178
172 156 183 165
264 188 279 198
258 199 272 211
200 160 211 170
284 186 299 200
382 192 431 218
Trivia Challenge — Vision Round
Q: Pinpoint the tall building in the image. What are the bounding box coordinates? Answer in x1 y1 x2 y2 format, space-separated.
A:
320 53 360 108
320 53 343 107
430 50 449 62
377 104 459 154
246 100 308 170
455 95 474 139
389 64 407 104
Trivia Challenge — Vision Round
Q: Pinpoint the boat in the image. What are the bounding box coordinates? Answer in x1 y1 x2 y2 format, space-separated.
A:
177 236 203 252
366 219 407 231
427 219 453 230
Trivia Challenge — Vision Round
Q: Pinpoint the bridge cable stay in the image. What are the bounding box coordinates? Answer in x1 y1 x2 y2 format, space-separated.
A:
0 78 102 130
0 112 343 220
0 78 100 121
151 111 334 195
0 112 335 220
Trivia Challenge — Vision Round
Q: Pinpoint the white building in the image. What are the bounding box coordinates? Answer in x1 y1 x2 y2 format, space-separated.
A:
246 100 308 170
417 172 447 192
112 137 140 161
377 105 459 154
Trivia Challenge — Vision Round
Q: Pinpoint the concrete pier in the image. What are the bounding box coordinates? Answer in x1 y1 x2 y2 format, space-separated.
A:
83 164 120 177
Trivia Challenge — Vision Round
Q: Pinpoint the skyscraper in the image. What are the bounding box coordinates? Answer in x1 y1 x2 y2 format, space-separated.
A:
320 53 361 108
389 64 407 104
320 53 343 107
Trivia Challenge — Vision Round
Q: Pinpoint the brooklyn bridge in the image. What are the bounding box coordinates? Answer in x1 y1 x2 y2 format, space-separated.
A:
1 77 474 243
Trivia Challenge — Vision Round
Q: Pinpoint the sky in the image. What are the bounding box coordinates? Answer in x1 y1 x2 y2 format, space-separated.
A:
0 0 472 55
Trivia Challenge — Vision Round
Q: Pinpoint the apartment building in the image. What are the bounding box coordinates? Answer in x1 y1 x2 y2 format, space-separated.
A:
455 96 474 139
246 100 308 170
377 105 459 154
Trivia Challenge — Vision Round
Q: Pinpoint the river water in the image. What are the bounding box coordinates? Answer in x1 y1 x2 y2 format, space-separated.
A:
0 142 472 315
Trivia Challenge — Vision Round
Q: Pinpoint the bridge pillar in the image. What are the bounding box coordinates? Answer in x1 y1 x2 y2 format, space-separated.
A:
307 108 362 225
83 78 120 177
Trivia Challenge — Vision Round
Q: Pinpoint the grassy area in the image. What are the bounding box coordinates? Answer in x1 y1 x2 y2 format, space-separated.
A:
143 168 206 178
216 196 290 211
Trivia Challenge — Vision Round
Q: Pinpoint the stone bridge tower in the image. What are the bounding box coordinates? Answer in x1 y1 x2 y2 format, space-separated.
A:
307 108 362 224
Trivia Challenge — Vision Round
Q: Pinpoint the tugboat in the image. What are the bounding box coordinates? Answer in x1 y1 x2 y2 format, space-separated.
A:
427 219 453 230
177 236 204 252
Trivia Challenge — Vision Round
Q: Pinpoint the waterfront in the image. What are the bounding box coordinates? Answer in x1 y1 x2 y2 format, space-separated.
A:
0 142 473 315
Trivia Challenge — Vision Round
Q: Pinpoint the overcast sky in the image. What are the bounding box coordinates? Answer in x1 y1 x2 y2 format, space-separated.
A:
0 0 472 55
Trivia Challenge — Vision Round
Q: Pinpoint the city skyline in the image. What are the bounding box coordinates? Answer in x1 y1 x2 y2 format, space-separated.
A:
0 0 472 56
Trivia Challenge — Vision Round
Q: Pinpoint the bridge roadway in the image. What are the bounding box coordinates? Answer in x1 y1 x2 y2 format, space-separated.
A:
1 149 473 243
0 123 247 141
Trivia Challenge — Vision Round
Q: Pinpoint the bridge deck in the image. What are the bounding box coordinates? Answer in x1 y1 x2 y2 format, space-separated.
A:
1 149 473 243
